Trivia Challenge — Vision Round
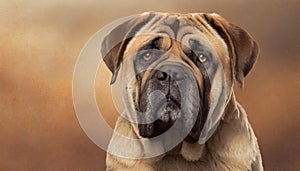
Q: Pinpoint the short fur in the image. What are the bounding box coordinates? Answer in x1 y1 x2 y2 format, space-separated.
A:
102 12 263 171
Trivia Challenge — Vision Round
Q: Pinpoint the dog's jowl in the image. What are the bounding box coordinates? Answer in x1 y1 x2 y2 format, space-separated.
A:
101 12 263 171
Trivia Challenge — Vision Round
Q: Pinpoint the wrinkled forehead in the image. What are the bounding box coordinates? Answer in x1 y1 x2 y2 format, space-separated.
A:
125 14 219 56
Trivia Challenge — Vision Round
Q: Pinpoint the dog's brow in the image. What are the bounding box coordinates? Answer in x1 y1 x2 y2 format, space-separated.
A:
189 39 204 50
138 36 162 51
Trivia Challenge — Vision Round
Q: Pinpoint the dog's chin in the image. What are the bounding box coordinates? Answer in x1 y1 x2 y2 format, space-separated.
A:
138 101 201 145
138 101 180 138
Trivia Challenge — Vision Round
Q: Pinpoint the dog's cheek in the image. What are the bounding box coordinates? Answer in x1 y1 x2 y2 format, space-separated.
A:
131 79 140 111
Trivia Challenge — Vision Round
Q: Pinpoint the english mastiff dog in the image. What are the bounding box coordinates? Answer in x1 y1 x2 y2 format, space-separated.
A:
101 12 263 171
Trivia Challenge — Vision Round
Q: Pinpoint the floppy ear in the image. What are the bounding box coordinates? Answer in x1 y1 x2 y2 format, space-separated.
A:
101 13 154 84
202 13 259 88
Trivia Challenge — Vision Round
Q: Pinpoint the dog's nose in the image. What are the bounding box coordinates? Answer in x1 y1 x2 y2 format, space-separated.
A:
155 65 184 82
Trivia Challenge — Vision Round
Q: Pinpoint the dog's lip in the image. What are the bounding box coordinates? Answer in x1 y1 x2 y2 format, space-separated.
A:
166 93 181 108
138 91 180 112
138 98 181 138
146 96 180 122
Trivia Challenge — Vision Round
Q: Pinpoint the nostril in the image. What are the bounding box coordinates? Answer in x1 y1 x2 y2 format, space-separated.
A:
156 71 168 81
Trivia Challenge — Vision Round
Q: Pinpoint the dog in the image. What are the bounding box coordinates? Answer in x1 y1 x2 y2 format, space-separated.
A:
101 12 263 171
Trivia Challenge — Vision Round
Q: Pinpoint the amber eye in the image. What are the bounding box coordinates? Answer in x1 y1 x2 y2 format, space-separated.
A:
198 53 207 63
142 51 153 61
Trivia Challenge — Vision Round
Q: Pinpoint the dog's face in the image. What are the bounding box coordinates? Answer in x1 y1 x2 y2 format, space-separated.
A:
102 12 258 144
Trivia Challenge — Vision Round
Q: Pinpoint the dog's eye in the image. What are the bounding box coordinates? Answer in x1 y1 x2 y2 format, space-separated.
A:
185 49 208 63
198 53 206 63
136 49 162 66
142 51 153 61
138 50 157 62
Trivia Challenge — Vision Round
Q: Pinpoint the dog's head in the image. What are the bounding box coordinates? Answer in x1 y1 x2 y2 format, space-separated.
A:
101 12 258 144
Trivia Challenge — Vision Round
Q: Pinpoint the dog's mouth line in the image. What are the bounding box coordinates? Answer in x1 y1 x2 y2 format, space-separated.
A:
165 93 181 108
144 93 181 119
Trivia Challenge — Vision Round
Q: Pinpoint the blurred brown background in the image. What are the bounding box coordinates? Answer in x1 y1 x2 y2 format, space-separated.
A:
0 0 299 170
